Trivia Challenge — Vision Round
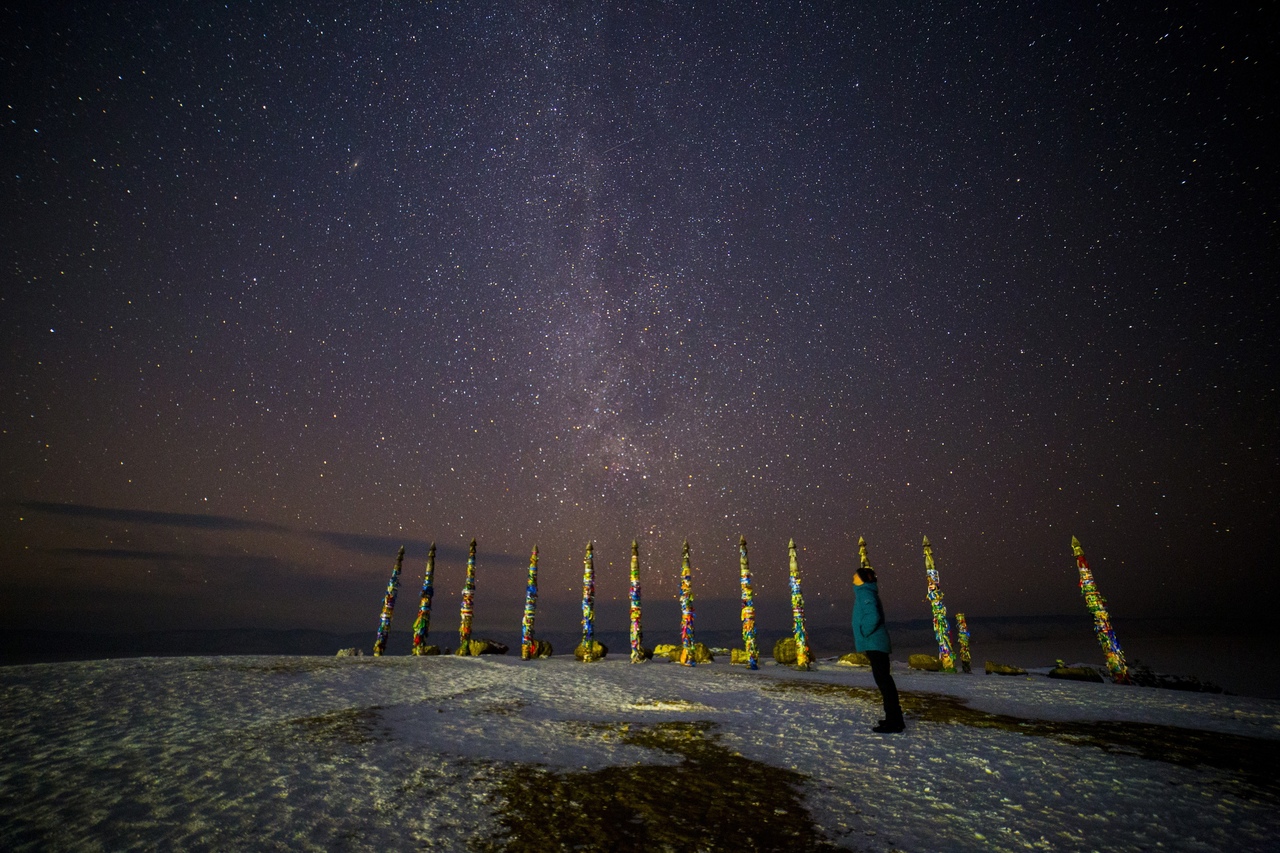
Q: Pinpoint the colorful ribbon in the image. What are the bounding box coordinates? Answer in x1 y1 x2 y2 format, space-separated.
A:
458 539 477 653
922 535 957 673
521 545 538 660
788 538 811 670
1071 536 1130 683
740 536 759 670
411 543 435 655
581 541 595 651
373 546 404 656
679 540 696 666
629 540 644 663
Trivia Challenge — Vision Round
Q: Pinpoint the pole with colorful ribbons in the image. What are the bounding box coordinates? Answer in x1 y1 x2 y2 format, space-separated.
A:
1071 536 1130 683
788 538 811 670
457 539 477 655
373 546 405 656
521 545 539 660
629 540 645 663
580 541 596 657
739 536 759 670
922 536 957 673
411 543 435 655
679 540 696 666
955 612 972 673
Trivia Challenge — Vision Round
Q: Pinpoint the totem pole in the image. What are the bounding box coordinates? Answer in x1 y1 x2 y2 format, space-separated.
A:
788 538 812 670
373 546 405 656
740 536 759 670
679 540 696 666
922 536 957 673
630 540 645 662
521 545 539 660
411 543 435 655
1071 536 1130 683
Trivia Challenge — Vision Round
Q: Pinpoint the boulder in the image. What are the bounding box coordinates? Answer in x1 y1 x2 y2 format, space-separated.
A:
653 642 712 663
909 654 942 672
1048 665 1104 683
653 643 680 661
629 645 654 661
574 640 608 662
413 645 441 656
474 639 508 655
985 661 1027 676
335 647 364 657
772 637 797 665
838 652 870 667
455 638 508 656
730 648 755 665
525 639 553 659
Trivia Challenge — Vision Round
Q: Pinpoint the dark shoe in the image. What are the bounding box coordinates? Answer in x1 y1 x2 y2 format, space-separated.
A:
872 719 905 733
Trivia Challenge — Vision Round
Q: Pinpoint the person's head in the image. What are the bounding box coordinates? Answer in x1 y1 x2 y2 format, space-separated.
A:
854 567 877 585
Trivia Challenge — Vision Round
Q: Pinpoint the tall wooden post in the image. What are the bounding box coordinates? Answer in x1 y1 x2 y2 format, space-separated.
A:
1071 536 1130 683
788 538 811 670
679 540 696 666
373 546 405 656
956 612 971 673
581 541 595 652
740 536 759 670
457 539 477 654
629 540 645 663
521 545 539 660
411 543 435 655
922 536 957 673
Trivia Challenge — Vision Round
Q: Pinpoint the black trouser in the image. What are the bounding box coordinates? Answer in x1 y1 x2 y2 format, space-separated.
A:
866 650 902 722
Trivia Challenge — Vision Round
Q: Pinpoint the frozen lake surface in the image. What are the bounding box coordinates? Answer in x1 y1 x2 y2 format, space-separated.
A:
2 654 1277 851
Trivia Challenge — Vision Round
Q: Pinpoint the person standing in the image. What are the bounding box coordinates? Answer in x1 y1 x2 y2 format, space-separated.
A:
853 566 905 733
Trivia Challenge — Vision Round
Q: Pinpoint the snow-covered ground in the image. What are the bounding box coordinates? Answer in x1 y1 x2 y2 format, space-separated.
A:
2 654 1277 851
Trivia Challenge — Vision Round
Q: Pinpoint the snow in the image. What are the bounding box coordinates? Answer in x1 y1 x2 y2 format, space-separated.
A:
1 654 1277 851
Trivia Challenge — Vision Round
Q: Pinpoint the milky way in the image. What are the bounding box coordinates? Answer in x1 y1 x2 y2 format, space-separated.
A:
2 3 1275 635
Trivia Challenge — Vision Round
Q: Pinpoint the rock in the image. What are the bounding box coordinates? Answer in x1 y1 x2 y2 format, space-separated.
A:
710 647 731 657
526 639 553 658
772 637 797 665
653 643 712 663
1048 665 1104 683
653 643 680 661
630 645 654 661
413 645 441 656
470 639 508 656
453 639 507 656
838 652 870 667
909 654 942 672
335 647 364 657
574 640 608 662
985 661 1027 676
730 648 754 665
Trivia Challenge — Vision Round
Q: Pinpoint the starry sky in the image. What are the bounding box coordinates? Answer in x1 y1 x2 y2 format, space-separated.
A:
2 2 1276 640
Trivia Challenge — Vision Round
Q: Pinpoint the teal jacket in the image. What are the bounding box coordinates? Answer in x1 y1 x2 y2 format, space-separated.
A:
852 581 892 654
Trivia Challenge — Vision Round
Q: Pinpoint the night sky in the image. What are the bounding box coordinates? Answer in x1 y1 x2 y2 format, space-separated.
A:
3 2 1275 641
